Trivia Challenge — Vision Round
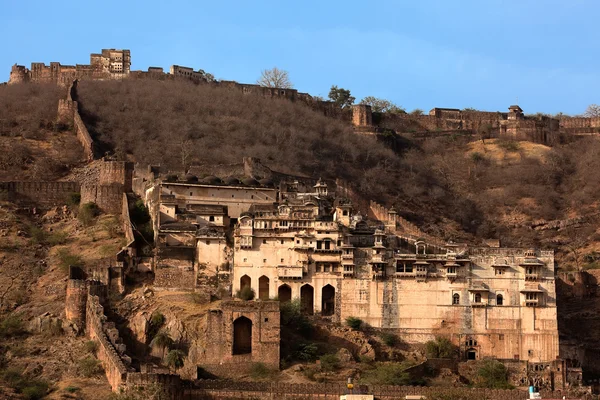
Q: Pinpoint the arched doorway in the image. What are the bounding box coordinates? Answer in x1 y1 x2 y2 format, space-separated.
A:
301 284 314 315
240 275 251 291
232 316 252 355
278 284 291 303
322 284 335 316
258 276 270 300
467 348 477 360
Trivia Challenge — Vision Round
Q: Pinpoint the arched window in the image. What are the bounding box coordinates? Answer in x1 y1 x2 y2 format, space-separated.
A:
452 293 460 305
497 294 504 306
474 293 482 303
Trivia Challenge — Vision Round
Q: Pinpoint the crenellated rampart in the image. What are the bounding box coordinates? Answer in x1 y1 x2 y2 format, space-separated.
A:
86 294 131 390
184 380 574 400
0 181 79 206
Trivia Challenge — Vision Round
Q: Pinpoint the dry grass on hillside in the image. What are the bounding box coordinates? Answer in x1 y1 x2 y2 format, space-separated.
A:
0 83 84 181
76 80 406 202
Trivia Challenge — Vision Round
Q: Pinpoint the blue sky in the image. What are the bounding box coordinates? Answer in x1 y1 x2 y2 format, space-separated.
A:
2 0 598 115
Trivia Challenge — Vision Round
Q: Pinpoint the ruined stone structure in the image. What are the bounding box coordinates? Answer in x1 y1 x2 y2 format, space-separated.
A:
9 49 130 85
133 158 560 373
354 104 564 145
202 300 280 372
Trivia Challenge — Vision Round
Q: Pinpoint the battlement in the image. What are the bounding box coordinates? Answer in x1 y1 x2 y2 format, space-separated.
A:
0 181 80 206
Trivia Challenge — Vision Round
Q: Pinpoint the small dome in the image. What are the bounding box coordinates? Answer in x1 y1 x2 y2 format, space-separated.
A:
185 174 198 183
258 178 274 187
224 176 240 186
201 175 222 185
241 177 259 186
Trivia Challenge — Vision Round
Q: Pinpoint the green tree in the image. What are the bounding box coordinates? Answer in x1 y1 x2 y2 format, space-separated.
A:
165 349 185 371
328 85 355 108
477 359 512 389
425 337 457 359
360 96 405 113
410 108 425 116
150 331 174 359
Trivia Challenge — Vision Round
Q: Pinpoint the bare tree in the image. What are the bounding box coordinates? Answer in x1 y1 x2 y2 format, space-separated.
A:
583 104 600 117
257 67 293 89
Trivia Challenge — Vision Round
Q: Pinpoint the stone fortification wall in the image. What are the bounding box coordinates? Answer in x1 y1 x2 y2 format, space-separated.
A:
81 183 124 214
369 200 445 246
65 279 88 327
86 294 131 390
122 193 135 247
185 380 571 400
71 81 95 161
201 300 280 372
0 181 79 206
560 117 600 129
125 373 181 395
57 80 94 160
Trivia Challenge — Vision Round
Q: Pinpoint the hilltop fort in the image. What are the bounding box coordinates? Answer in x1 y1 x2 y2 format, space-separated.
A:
1 48 597 399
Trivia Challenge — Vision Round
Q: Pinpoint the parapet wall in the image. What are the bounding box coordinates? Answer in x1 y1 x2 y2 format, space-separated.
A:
185 380 571 400
70 81 95 161
0 181 79 206
122 193 135 247
86 294 130 390
81 183 124 214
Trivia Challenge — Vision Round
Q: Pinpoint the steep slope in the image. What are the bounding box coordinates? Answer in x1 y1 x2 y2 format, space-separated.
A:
0 83 84 181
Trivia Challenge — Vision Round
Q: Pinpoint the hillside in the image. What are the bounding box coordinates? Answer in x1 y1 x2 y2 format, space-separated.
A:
75 79 600 265
0 83 84 181
3 79 600 266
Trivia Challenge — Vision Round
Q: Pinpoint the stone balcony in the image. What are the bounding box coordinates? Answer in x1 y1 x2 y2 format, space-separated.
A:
277 265 303 280
446 271 458 279
525 273 540 281
371 254 385 263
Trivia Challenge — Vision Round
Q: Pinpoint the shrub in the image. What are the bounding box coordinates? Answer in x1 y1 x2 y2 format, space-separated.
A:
46 231 68 246
345 316 363 330
0 368 49 400
380 332 398 347
78 356 103 377
319 354 340 372
425 337 457 359
294 342 319 361
84 340 99 354
280 300 313 337
250 362 273 379
78 202 99 226
470 152 485 163
360 362 412 385
189 292 205 304
102 217 120 238
67 192 81 207
65 386 81 393
165 349 186 371
236 286 255 301
0 314 25 338
56 248 83 272
498 140 521 152
28 226 47 245
476 359 512 389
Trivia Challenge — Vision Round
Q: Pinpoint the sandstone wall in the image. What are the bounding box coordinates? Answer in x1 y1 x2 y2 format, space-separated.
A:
81 183 124 213
122 193 135 247
184 381 572 400
65 279 88 326
86 295 130 390
0 181 79 206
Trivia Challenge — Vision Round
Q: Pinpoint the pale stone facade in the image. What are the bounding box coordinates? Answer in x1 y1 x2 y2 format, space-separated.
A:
140 169 559 364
